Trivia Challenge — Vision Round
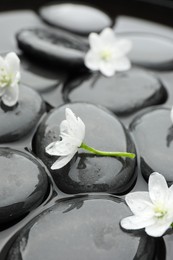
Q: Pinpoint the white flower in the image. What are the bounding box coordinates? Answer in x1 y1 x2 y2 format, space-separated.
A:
84 28 132 77
121 172 173 237
0 52 20 107
170 106 173 123
46 108 85 170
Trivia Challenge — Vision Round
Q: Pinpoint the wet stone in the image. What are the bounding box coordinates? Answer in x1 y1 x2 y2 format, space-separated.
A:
20 55 62 93
114 16 173 40
161 233 173 260
64 69 167 115
0 10 44 52
20 54 65 108
0 85 45 143
33 103 136 194
39 3 112 36
17 28 88 69
6 195 156 260
130 107 173 183
0 148 48 226
123 33 173 70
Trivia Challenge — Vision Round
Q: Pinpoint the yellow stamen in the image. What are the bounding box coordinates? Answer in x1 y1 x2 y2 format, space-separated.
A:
154 206 167 219
100 49 112 61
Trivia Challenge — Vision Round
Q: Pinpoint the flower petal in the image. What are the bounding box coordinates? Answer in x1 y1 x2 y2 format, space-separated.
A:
166 184 173 210
121 215 155 230
12 72 20 85
89 33 102 50
45 140 76 156
116 39 132 55
45 108 85 170
66 108 78 129
125 192 153 216
145 221 172 237
84 50 100 71
77 117 85 142
114 57 131 71
99 61 115 77
65 109 79 137
60 120 69 135
149 172 169 205
51 152 75 170
5 52 20 77
1 83 19 107
85 28 132 76
100 28 116 44
170 106 173 124
65 108 85 145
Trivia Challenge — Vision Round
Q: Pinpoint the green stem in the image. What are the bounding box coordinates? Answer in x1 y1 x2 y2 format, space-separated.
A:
80 143 135 159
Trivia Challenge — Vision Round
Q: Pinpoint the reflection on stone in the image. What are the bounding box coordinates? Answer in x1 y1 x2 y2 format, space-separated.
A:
17 28 88 69
0 148 48 226
131 107 173 183
7 195 156 260
39 3 112 35
0 85 45 143
64 69 167 115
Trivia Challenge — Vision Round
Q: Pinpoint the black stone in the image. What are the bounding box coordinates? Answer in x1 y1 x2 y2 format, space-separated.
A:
6 195 156 260
122 32 173 70
0 85 45 143
39 3 112 36
33 103 136 194
16 28 88 69
0 148 48 225
63 69 167 115
130 107 173 183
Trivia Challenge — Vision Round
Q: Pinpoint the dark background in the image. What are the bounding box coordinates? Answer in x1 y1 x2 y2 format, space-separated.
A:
0 0 173 27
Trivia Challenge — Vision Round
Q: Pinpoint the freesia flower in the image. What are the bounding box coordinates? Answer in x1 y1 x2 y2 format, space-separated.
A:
46 108 85 170
0 52 20 107
84 28 132 77
45 108 135 170
121 172 173 237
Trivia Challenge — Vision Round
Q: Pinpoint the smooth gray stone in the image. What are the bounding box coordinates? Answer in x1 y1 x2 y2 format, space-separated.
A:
162 232 173 260
130 107 173 183
6 195 156 260
0 85 45 143
123 32 173 70
20 55 61 93
39 3 112 35
19 55 65 108
0 10 44 52
17 28 88 69
114 16 173 40
0 148 48 225
63 69 167 115
33 103 136 194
